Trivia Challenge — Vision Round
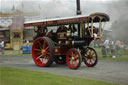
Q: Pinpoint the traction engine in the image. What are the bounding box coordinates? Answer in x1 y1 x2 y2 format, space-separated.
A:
24 13 110 69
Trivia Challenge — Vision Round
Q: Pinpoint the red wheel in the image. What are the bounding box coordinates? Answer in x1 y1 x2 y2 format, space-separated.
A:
32 37 54 67
83 47 98 67
66 48 82 69
55 56 66 64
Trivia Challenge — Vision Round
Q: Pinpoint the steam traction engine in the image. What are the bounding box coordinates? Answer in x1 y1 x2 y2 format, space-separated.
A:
24 13 110 69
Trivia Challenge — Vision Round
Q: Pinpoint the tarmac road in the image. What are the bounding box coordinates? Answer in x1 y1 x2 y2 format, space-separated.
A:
0 55 128 85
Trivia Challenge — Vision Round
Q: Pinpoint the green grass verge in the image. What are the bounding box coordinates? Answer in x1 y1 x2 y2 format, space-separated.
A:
95 48 128 61
0 67 118 85
0 53 32 56
0 50 32 56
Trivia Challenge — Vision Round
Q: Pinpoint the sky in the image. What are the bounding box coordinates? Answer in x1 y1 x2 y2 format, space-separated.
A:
0 0 128 29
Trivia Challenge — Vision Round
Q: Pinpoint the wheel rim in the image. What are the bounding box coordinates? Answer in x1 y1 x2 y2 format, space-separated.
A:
83 47 97 67
66 49 81 69
32 38 50 66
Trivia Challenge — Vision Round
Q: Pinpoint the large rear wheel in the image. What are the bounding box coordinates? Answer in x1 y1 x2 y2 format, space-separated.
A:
32 37 54 67
66 48 82 69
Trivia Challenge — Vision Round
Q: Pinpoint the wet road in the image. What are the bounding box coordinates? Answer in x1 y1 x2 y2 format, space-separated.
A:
0 55 128 85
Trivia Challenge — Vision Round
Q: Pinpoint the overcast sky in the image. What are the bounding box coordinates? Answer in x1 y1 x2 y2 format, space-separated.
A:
0 0 128 29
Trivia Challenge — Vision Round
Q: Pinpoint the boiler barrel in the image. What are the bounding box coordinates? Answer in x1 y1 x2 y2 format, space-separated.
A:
73 40 85 47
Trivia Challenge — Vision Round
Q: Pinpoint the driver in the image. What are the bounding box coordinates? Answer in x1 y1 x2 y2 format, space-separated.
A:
34 26 48 40
39 26 48 36
85 26 99 39
57 25 67 33
69 24 78 36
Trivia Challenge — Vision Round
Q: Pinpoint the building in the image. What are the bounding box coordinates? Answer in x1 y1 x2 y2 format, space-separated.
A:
0 12 36 50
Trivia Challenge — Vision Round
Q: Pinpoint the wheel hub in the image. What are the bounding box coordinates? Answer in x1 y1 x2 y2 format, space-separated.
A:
41 49 46 55
72 57 75 60
88 55 92 59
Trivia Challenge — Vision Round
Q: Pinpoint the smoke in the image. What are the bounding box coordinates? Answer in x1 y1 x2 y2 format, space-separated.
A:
108 1 128 41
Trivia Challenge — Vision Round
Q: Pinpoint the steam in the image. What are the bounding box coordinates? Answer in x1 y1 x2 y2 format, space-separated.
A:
107 1 128 41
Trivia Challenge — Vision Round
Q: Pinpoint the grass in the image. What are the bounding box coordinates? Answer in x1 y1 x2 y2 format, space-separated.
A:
0 67 119 85
0 50 32 56
95 47 128 61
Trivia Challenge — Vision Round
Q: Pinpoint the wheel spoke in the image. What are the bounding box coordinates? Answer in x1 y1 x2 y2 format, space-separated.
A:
43 41 46 49
87 59 89 64
75 55 79 60
68 57 72 60
46 52 50 55
90 50 93 54
91 59 94 63
45 55 50 60
42 58 46 64
74 61 78 65
89 50 92 55
37 41 43 49
71 52 74 57
74 51 77 56
34 49 41 51
71 60 73 65
92 56 96 61
36 54 43 60
92 52 95 56
42 55 48 64
89 59 92 64
45 46 50 51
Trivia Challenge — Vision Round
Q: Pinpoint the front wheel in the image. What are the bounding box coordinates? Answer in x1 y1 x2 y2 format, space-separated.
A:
66 48 82 69
82 47 98 67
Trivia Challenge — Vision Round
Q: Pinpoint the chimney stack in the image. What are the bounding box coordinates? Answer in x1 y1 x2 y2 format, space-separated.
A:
76 0 82 15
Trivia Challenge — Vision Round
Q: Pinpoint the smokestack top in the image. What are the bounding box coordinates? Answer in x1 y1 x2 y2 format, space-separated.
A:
76 0 82 15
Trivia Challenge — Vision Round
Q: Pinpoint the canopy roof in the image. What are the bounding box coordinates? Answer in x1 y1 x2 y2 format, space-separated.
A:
24 12 110 27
